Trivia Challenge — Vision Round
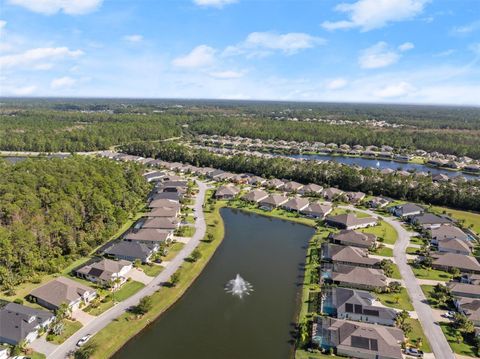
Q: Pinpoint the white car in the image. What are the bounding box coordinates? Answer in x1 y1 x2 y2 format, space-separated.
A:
76 334 92 347
443 311 455 319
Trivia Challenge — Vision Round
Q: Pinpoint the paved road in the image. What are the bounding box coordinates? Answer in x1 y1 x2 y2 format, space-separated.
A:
341 206 455 359
47 180 208 359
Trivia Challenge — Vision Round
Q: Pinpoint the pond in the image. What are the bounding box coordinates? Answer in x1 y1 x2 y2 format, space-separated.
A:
288 154 479 180
113 207 315 359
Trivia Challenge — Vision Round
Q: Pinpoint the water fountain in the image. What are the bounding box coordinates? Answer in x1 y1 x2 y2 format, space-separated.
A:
225 274 253 299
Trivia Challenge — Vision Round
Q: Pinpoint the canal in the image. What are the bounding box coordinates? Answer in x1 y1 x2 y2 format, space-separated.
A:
113 207 315 359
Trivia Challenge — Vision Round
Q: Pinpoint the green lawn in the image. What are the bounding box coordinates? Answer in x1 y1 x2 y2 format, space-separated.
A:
85 298 115 316
406 246 420 255
411 265 452 281
29 352 46 359
138 263 163 277
440 323 479 357
375 288 414 311
389 263 402 279
296 349 342 359
410 236 426 245
163 242 185 261
420 285 453 309
47 319 82 344
114 281 145 302
175 225 195 237
371 245 393 257
360 220 398 245
405 318 432 352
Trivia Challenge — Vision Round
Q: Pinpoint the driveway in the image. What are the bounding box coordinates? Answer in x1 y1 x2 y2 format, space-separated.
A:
29 336 58 357
48 180 208 359
71 310 96 326
341 206 455 359
126 267 153 285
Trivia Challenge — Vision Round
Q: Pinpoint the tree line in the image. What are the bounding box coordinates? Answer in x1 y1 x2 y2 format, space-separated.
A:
0 156 150 291
121 141 480 212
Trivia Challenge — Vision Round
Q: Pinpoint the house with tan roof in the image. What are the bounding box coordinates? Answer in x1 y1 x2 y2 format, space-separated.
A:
281 197 310 212
125 228 173 245
437 238 473 255
325 213 378 230
259 194 288 211
323 187 345 201
326 264 388 291
283 181 304 192
241 189 269 203
455 297 480 327
430 225 469 243
29 277 97 311
312 317 404 359
447 282 480 299
432 252 480 274
214 185 240 200
141 217 179 230
265 178 285 189
146 206 180 218
74 258 132 288
345 191 366 204
298 183 323 196
321 243 381 268
300 201 332 219
328 230 376 249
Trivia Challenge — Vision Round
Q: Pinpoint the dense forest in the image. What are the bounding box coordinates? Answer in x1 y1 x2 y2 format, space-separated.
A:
1 99 480 158
186 117 480 159
121 141 480 212
0 110 182 152
0 157 150 290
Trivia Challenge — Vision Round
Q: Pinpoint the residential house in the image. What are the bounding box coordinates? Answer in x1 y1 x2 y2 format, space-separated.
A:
283 181 304 192
241 189 269 203
141 217 179 230
437 238 473 255
74 258 132 288
460 273 480 285
327 264 388 291
246 176 267 186
29 277 97 311
390 203 424 218
300 202 333 219
346 191 366 204
0 346 9 359
328 230 376 249
258 194 289 211
312 317 404 359
321 287 397 326
298 183 323 196
149 198 181 210
430 225 469 244
265 178 285 190
146 206 180 218
432 253 480 274
125 228 173 245
143 171 166 182
325 213 377 230
411 213 452 230
281 197 310 212
214 185 240 200
447 282 480 299
367 196 392 209
104 241 158 263
455 297 480 327
323 188 345 201
321 243 380 268
0 302 55 345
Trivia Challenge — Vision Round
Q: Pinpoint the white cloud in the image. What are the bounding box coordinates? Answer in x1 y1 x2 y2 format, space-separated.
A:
452 20 480 34
7 0 103 15
325 78 348 90
398 42 414 51
172 45 216 68
322 0 429 32
374 81 414 98
0 47 84 69
193 0 237 8
0 20 6 30
4 85 37 96
51 76 76 89
124 34 143 42
225 31 325 57
434 49 455 57
358 42 400 69
209 70 245 79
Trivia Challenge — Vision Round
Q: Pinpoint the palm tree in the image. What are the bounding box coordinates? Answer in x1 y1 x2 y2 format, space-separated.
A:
110 277 122 303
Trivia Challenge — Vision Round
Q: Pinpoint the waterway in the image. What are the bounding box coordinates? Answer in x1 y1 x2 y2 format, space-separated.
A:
288 154 479 180
113 208 315 359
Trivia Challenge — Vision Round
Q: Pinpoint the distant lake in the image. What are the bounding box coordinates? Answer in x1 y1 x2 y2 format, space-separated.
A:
113 208 314 359
288 154 479 180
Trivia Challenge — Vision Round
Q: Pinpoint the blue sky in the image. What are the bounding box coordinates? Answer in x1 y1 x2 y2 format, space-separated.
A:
0 0 479 104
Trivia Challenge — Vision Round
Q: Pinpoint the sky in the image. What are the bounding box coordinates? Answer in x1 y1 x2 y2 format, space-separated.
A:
0 0 479 105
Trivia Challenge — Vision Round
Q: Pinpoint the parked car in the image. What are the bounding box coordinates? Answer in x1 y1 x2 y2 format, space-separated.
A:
77 334 92 347
442 311 455 319
405 347 424 357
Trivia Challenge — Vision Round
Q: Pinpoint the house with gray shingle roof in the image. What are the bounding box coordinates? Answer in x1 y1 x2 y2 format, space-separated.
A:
322 287 397 326
214 185 240 200
104 240 158 263
281 197 309 212
430 225 468 244
241 189 269 203
432 253 480 274
29 277 97 311
0 302 54 345
447 282 480 299
321 243 381 268
325 213 377 230
300 202 332 219
437 238 473 255
312 317 404 359
326 264 388 291
329 230 376 249
259 194 288 211
74 258 132 287
390 203 424 218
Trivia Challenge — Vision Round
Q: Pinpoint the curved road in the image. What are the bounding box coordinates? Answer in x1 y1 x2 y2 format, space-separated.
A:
342 206 455 359
48 180 208 359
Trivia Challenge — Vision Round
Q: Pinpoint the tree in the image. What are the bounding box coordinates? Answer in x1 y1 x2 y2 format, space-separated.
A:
190 249 202 262
75 341 98 359
170 272 180 287
454 330 463 344
453 313 475 334
135 296 153 315
110 277 122 302
380 259 394 277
